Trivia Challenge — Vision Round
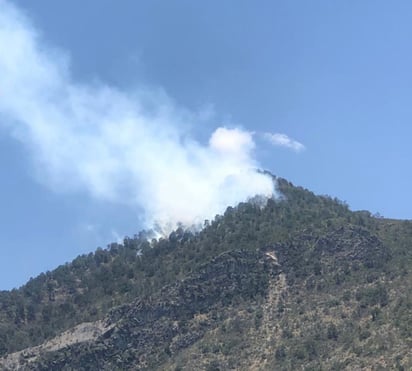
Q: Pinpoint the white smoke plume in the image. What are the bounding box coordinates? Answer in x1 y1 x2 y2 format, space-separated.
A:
0 0 275 235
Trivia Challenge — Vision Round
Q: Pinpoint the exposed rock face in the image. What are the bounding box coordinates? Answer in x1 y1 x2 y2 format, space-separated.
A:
0 320 112 370
4 249 281 370
272 225 391 282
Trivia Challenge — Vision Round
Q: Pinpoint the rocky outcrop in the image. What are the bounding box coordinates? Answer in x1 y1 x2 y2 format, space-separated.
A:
9 249 281 370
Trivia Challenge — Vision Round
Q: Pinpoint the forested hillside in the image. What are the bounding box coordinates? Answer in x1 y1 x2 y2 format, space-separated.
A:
0 177 411 370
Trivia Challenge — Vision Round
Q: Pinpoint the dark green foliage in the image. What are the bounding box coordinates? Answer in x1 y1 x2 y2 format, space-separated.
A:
327 323 339 340
355 284 388 308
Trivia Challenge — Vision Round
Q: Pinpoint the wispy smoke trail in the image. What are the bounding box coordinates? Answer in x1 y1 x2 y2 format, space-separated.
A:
0 0 275 234
263 132 305 153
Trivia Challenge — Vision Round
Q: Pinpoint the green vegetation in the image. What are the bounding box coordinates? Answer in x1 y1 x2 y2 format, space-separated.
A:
0 176 411 370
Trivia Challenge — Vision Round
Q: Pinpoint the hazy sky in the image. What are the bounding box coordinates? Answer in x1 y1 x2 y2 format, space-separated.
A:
1 0 412 289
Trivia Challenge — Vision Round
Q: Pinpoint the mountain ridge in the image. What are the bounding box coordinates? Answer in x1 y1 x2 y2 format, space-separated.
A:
1 176 411 369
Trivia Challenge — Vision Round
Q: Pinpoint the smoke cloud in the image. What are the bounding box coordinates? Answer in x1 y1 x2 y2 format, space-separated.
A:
0 1 275 234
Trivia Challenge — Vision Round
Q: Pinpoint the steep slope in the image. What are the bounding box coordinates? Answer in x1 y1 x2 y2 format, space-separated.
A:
0 177 351 356
0 177 411 370
4 249 280 370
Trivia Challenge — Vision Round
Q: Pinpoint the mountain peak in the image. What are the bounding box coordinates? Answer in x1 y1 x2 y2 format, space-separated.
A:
0 179 411 370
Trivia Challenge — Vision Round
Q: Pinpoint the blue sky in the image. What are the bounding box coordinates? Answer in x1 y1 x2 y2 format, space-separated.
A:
1 0 411 289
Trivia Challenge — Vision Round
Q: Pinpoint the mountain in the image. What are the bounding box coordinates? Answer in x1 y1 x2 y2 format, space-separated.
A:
0 176 411 370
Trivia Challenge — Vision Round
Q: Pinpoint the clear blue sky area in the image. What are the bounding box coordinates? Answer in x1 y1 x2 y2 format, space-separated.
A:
1 0 412 289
